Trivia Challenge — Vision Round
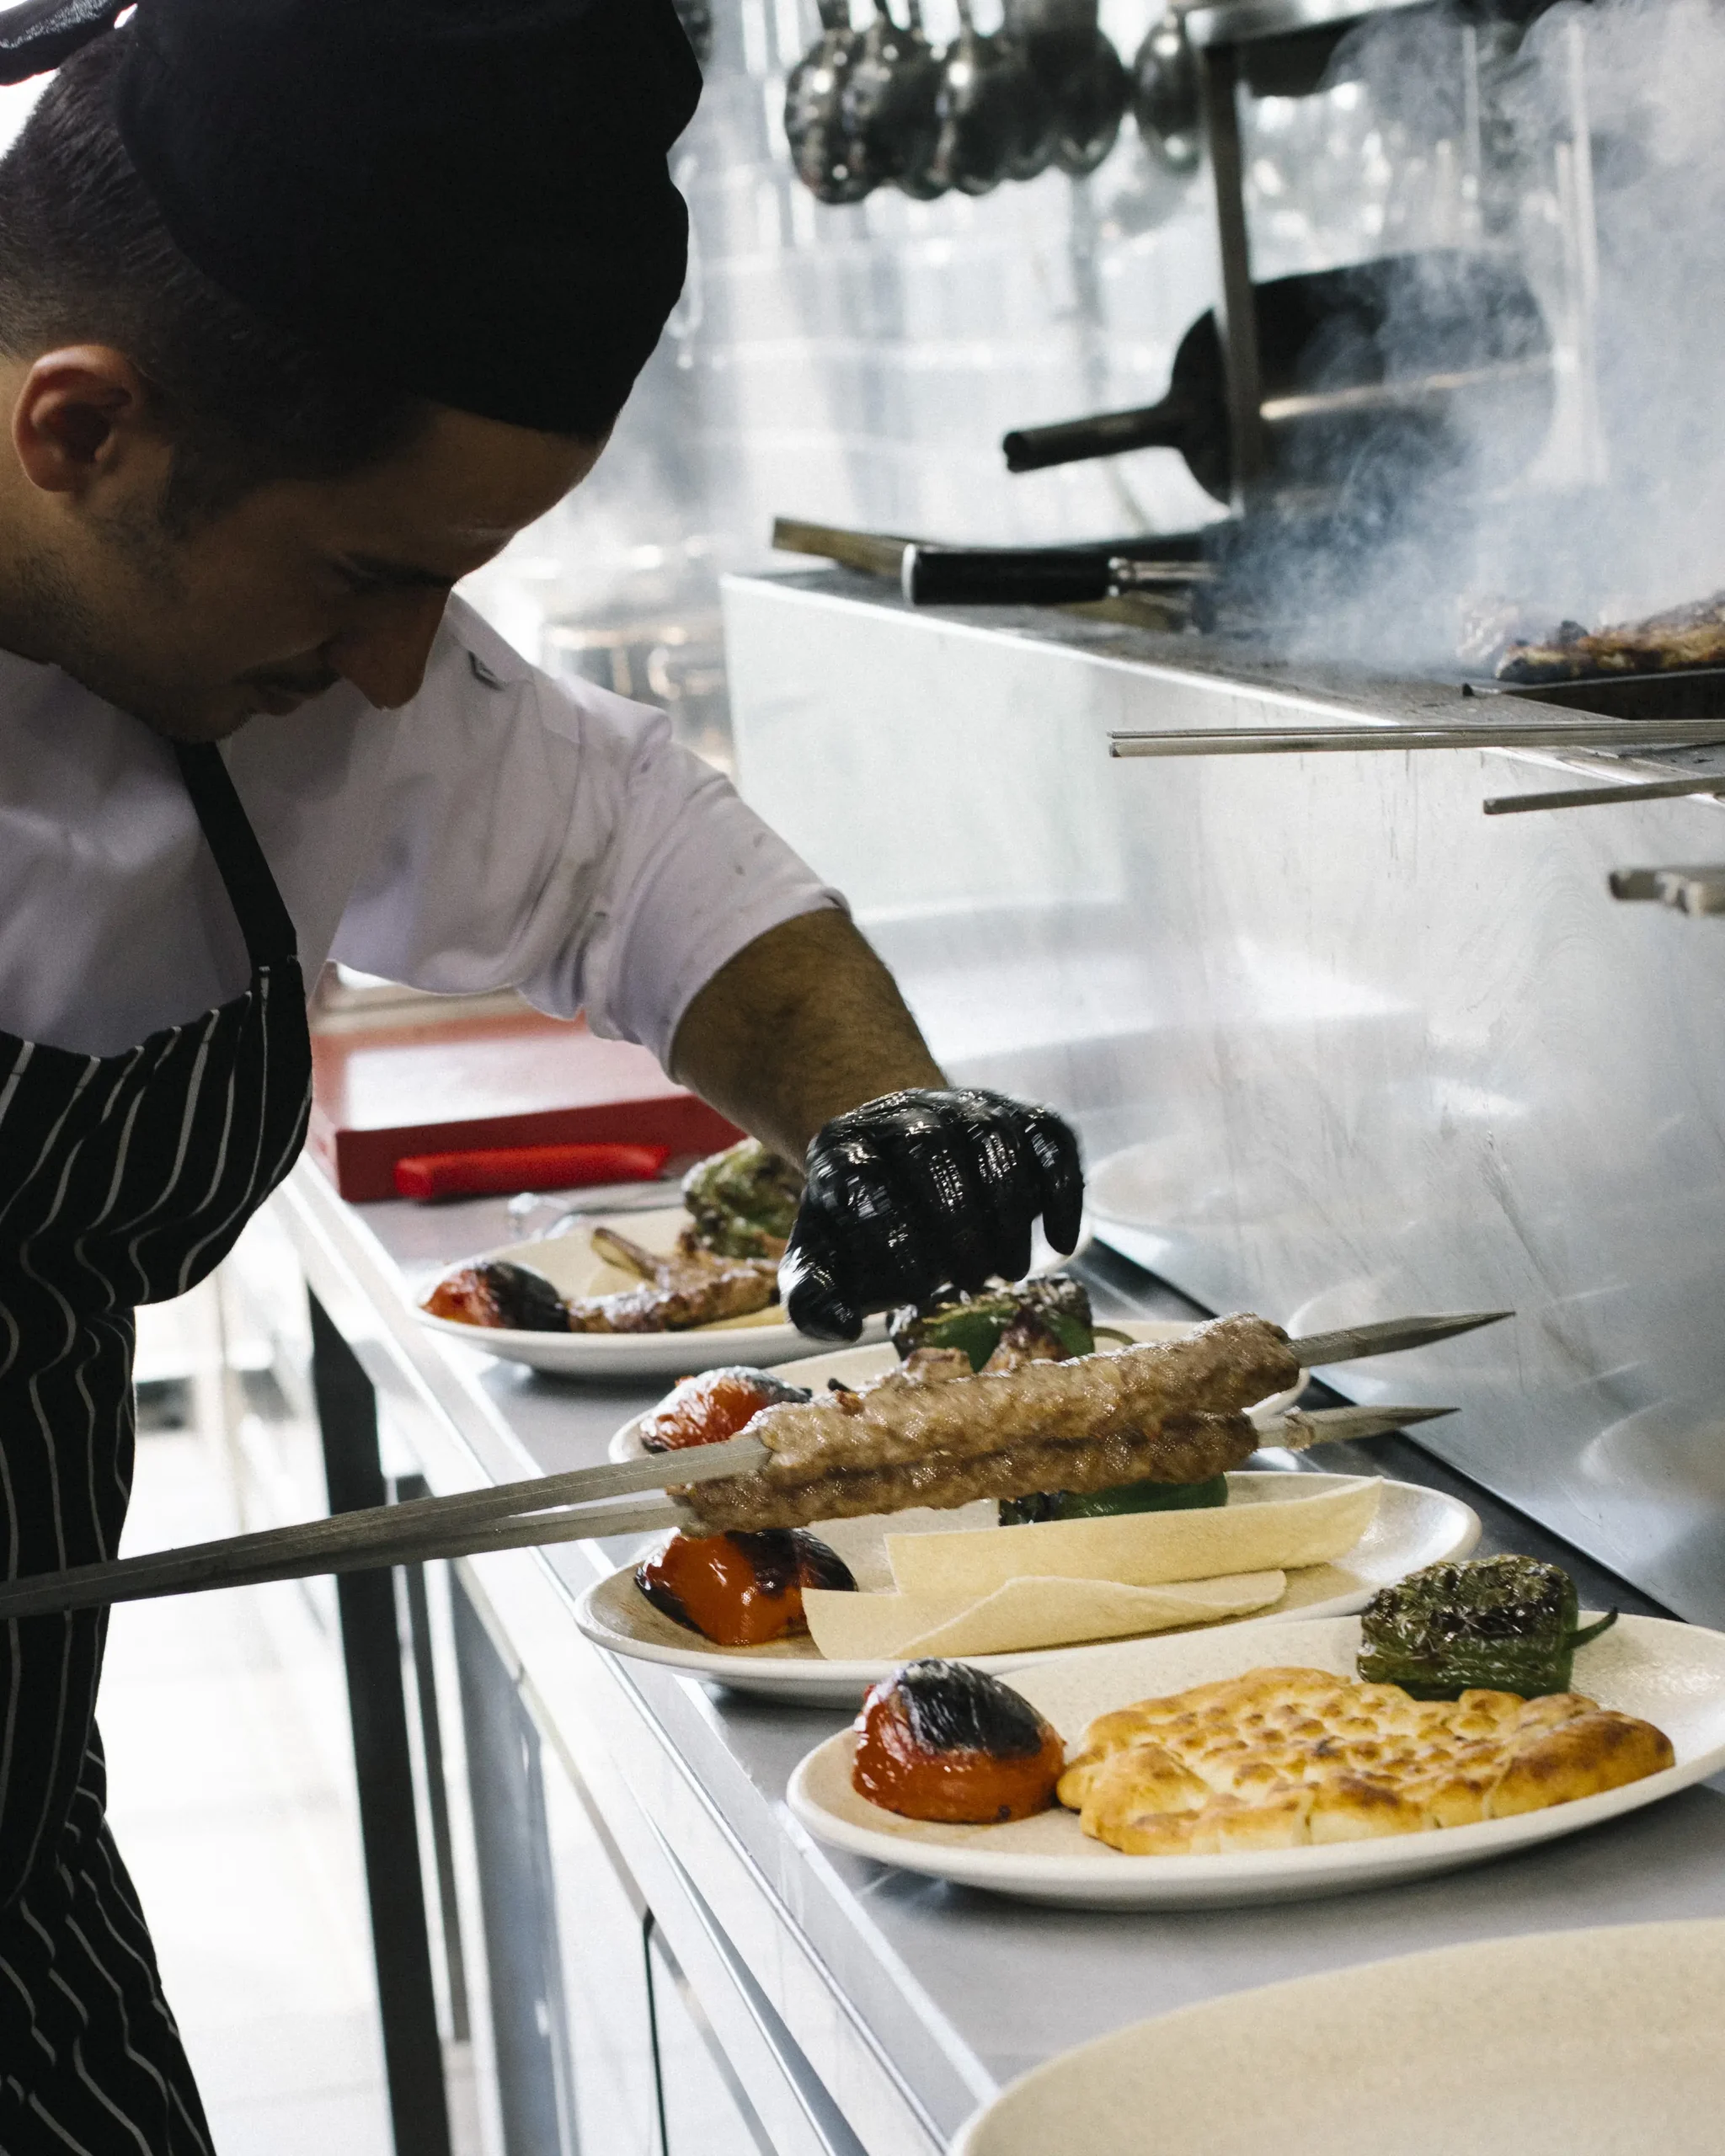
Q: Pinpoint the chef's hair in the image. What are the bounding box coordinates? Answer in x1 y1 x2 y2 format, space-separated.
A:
0 37 431 529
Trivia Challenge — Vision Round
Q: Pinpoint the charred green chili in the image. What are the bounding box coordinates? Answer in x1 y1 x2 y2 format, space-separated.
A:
1356 1556 1617 1700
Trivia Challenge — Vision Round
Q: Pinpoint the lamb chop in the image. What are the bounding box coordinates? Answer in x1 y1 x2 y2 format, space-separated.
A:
568 1225 779 1334
1497 590 1725 683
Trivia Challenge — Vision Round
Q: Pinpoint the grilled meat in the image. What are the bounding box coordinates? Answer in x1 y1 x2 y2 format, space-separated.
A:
681 1412 1261 1532
724 1312 1294 1484
1497 589 1725 682
567 1225 779 1333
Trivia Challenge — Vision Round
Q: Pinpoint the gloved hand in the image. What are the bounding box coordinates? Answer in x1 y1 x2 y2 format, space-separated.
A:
778 1087 1085 1342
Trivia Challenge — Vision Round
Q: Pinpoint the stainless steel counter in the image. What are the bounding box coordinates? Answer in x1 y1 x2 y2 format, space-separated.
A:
724 568 1725 1632
274 1161 1725 2156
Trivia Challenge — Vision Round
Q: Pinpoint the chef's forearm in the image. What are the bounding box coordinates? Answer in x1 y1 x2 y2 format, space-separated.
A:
669 908 946 1164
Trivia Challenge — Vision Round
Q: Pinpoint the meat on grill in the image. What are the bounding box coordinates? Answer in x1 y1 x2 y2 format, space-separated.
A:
1497 590 1725 683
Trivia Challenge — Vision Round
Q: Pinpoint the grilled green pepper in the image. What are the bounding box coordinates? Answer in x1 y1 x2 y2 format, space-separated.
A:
1356 1556 1617 1700
889 1276 1095 1372
999 1473 1229 1525
681 1139 804 1259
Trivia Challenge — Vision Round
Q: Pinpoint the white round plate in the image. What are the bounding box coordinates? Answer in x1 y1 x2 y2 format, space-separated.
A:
787 1612 1725 1908
572 1472 1478 1707
953 1918 1725 2154
413 1207 886 1377
604 1321 1308 1464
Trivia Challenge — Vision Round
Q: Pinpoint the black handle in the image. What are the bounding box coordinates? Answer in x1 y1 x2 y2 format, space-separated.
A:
1002 391 1192 472
904 546 1117 606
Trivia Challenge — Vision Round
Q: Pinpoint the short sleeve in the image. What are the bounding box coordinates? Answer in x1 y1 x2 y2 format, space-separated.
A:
330 599 842 1062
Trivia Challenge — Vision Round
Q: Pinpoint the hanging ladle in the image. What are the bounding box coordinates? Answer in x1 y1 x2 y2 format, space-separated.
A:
844 0 947 200
784 0 874 203
1006 0 1127 178
928 0 1054 195
1131 5 1203 175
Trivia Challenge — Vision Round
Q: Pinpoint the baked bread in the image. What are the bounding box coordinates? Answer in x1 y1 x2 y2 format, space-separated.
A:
1058 1666 1673 1855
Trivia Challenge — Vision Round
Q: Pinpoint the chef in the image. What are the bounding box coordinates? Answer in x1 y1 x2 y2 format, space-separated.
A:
0 0 1081 2139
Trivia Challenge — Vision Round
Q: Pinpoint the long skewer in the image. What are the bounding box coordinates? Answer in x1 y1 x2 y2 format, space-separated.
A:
0 1404 1456 1621
1108 723 1725 758
0 1314 1503 1620
1483 771 1725 814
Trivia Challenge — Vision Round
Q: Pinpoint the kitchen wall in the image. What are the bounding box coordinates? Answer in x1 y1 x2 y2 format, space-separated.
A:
464 0 1235 751
469 0 1719 718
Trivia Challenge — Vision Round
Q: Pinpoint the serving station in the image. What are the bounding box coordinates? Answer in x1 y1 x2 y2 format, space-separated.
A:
272 1150 1725 2156
726 568 1725 1630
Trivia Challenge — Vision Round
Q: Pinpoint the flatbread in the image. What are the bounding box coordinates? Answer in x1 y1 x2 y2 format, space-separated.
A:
1058 1667 1675 1854
885 1479 1381 1598
802 1570 1287 1662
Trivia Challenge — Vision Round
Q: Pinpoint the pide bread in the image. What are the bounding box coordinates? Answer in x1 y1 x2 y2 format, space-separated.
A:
1057 1665 1674 1855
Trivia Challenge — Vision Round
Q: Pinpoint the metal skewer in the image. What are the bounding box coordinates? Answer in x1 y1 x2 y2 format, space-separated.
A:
1483 772 1725 815
1109 723 1725 758
0 1404 1461 1621
0 1313 1503 1621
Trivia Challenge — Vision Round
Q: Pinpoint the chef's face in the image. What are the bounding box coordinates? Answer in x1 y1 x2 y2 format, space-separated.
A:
0 347 603 740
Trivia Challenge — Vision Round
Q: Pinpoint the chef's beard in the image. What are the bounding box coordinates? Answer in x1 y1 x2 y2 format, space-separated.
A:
5 513 257 741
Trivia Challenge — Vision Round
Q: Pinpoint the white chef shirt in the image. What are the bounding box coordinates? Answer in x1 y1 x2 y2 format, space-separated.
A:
0 595 839 1060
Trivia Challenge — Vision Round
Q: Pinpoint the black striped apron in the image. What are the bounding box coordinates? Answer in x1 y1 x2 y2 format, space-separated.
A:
0 742 312 2150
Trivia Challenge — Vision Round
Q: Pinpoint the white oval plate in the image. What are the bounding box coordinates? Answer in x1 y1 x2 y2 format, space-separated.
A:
604 1321 1308 1463
787 1612 1725 1907
572 1472 1478 1707
413 1207 887 1377
954 1918 1725 2154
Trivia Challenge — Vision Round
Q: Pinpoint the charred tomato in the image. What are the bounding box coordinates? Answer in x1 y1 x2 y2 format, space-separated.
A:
852 1659 1065 1823
637 1366 812 1454
636 1529 856 1646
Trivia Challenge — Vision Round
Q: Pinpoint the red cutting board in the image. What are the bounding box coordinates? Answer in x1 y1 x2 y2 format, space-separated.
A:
308 1010 741 1202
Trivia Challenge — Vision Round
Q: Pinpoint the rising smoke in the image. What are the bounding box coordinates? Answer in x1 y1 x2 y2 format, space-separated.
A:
1246 0 1725 675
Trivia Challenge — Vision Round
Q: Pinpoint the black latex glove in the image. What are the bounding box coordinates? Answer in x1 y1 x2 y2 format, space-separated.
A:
778 1086 1084 1342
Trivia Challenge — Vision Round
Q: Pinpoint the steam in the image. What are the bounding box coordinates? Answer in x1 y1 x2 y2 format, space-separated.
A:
1239 0 1725 675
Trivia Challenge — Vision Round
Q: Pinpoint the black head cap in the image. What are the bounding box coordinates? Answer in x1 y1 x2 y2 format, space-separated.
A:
0 0 702 435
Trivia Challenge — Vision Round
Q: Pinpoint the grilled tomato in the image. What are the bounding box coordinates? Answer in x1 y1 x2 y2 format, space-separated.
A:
852 1659 1065 1823
421 1259 569 1331
635 1529 855 1646
637 1365 812 1453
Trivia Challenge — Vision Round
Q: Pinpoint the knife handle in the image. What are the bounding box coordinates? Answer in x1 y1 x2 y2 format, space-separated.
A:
903 547 1118 607
394 1142 671 1202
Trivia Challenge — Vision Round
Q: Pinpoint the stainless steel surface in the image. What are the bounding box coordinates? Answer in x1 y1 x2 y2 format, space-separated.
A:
1184 0 1432 51
1610 865 1725 917
270 1163 1725 2154
1110 720 1725 755
1288 1310 1511 1364
724 569 1725 1628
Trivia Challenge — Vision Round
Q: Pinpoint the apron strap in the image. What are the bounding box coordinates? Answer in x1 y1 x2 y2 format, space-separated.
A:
173 742 300 970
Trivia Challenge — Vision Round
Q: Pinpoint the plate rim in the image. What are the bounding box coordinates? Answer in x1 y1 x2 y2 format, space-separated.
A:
949 1914 1725 2153
783 1612 1725 1896
569 1474 1482 1694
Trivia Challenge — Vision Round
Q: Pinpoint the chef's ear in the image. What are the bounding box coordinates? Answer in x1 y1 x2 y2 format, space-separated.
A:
11 346 163 497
